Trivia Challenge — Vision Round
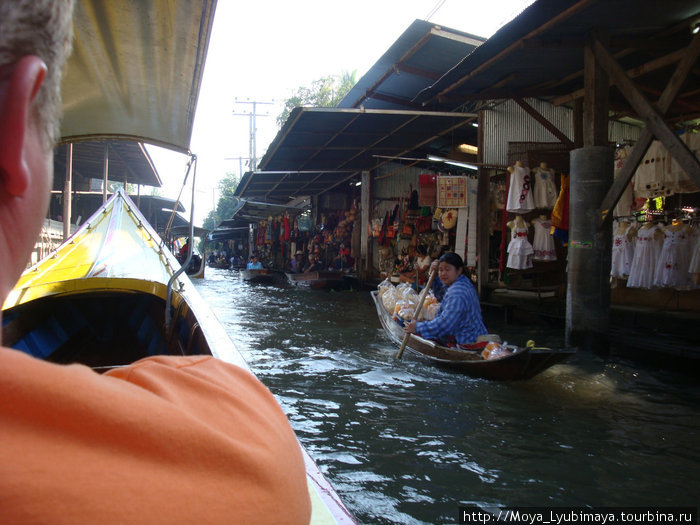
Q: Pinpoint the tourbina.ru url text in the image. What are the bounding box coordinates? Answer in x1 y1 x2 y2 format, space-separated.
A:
458 507 697 524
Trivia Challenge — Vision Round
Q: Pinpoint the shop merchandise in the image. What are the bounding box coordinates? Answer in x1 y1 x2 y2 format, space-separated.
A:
653 222 693 288
506 217 534 270
634 140 668 199
610 220 636 279
633 135 700 199
506 162 534 214
532 216 556 261
532 164 557 209
627 223 664 289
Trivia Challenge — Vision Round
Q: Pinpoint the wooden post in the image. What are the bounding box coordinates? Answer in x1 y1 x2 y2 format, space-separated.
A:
476 110 490 298
62 143 73 241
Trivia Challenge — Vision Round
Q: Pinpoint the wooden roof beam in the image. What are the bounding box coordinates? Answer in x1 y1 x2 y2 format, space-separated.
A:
596 31 700 229
514 96 574 148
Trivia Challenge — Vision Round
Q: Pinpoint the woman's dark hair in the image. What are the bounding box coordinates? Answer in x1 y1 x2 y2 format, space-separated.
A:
438 252 464 271
416 245 427 256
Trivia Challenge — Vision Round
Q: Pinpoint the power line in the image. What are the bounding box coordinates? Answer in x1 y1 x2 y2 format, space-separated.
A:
232 98 275 171
424 0 447 21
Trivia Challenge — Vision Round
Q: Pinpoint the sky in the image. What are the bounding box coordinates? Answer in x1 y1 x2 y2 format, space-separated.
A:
147 0 535 226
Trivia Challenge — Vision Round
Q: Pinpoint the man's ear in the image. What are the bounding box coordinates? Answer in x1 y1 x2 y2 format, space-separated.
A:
0 55 47 197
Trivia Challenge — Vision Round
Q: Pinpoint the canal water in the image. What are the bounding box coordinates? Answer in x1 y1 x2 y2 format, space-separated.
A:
194 269 699 525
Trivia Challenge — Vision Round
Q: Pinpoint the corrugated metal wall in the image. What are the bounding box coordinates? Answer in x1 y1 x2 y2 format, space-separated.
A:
482 98 642 166
372 163 436 217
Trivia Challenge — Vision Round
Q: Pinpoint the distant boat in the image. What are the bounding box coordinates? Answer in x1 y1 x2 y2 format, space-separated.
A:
371 290 574 380
241 268 278 284
286 270 345 290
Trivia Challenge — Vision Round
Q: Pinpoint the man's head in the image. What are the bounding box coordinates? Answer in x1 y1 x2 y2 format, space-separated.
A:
0 0 75 304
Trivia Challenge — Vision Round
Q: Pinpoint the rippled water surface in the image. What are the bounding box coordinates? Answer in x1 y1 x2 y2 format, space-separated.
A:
194 269 699 524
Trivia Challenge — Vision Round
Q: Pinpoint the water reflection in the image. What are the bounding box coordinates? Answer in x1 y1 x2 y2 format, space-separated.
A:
195 269 700 524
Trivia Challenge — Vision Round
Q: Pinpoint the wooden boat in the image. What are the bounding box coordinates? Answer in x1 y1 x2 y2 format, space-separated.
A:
2 190 356 523
286 270 345 290
168 225 208 279
241 268 278 284
371 290 574 380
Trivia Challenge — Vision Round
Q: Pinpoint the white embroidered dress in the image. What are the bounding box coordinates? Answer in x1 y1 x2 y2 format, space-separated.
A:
627 224 662 289
532 217 556 261
506 165 535 213
506 224 534 270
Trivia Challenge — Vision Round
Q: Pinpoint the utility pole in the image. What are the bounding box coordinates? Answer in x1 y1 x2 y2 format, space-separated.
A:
232 98 275 171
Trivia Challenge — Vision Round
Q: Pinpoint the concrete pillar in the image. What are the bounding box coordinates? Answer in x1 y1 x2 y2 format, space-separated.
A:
566 146 614 353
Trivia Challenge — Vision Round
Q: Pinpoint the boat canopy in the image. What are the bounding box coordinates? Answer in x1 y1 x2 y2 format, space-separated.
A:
4 189 183 309
60 0 217 153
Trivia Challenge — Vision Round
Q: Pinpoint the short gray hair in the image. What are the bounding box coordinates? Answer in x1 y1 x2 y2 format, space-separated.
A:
0 0 75 148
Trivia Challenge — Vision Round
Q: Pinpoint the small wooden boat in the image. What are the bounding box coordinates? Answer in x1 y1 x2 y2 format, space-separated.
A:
241 268 278 284
168 225 208 279
2 190 356 523
371 291 574 380
286 270 345 290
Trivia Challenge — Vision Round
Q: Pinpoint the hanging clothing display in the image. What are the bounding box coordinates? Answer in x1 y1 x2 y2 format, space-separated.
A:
506 220 534 270
627 224 663 289
532 216 556 261
634 140 668 199
532 166 557 209
506 164 534 214
653 224 693 288
611 221 636 279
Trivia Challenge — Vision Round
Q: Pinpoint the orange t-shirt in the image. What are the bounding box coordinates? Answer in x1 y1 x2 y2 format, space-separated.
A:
0 349 311 524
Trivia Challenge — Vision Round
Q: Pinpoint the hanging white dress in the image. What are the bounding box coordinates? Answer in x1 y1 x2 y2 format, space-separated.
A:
506 224 534 269
610 222 635 278
532 217 556 261
506 165 535 214
533 168 557 209
653 225 693 288
633 140 668 199
627 224 663 289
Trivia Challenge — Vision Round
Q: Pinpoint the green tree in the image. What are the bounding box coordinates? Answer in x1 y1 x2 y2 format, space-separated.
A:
277 70 357 127
203 171 241 230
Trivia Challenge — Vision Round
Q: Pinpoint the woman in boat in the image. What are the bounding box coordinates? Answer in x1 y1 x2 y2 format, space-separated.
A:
403 252 487 346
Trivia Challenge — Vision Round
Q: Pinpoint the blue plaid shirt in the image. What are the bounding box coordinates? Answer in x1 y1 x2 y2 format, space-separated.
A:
416 274 487 345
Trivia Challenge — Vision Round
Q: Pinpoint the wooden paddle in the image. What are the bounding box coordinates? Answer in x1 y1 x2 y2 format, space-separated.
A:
396 269 437 359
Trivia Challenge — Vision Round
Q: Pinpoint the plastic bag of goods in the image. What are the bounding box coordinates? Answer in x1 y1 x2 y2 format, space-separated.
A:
481 341 512 361
378 278 394 298
381 286 398 313
394 299 416 319
422 301 440 321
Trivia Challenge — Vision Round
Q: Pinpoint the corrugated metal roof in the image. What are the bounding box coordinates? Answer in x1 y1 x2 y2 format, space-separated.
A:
235 107 478 203
339 19 485 110
60 0 217 153
415 0 700 122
